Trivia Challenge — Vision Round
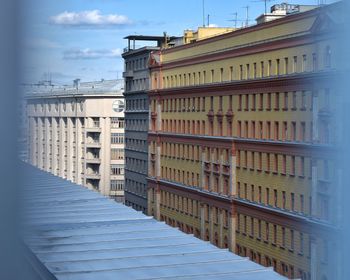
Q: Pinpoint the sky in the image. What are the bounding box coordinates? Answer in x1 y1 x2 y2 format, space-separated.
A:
20 0 334 85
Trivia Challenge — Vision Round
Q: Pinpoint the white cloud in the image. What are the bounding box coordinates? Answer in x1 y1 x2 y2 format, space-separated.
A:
63 48 122 59
208 23 219 27
50 10 132 27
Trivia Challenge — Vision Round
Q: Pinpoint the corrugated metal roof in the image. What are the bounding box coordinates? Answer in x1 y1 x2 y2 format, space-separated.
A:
21 164 286 280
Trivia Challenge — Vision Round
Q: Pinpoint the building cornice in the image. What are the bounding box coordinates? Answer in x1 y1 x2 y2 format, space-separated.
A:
148 177 338 236
148 132 335 158
148 71 337 98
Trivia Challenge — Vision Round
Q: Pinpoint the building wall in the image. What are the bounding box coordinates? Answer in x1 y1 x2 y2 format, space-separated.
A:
147 4 340 280
26 95 125 201
123 48 156 213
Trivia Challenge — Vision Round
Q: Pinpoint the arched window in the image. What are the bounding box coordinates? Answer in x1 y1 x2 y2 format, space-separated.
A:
325 46 331 68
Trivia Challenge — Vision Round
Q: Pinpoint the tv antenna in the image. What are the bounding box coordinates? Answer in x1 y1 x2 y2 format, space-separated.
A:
243 6 249 27
229 12 238 28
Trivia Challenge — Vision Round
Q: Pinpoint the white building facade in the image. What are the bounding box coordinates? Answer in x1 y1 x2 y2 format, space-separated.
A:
25 80 125 202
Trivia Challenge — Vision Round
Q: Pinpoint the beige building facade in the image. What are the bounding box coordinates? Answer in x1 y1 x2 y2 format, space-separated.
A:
25 80 125 201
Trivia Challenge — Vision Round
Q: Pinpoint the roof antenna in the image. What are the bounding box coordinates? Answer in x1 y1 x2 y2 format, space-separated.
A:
202 0 206 27
243 6 250 27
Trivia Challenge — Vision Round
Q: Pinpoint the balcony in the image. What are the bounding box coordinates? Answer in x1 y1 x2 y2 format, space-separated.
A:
86 140 101 148
110 190 124 196
85 172 101 180
86 157 101 164
86 127 101 133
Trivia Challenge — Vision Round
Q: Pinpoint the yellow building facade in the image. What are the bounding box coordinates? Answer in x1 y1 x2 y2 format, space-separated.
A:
147 3 341 279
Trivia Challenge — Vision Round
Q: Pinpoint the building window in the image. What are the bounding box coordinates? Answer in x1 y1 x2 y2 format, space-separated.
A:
111 117 124 128
284 57 288 74
302 55 307 72
325 46 331 68
253 63 257 78
258 186 262 203
282 227 286 248
259 93 263 110
290 230 295 251
275 93 280 110
312 53 317 71
299 232 304 254
110 180 124 191
265 222 269 242
283 122 288 141
282 155 286 174
291 122 296 141
293 56 297 73
299 157 305 177
111 164 124 175
301 91 307 110
229 66 234 80
111 133 124 144
274 189 278 207
283 92 288 110
267 93 271 110
282 191 286 209
252 94 256 111
290 156 296 176
111 148 124 160
300 194 304 213
266 188 270 205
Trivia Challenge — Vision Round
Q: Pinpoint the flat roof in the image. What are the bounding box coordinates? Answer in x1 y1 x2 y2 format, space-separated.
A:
23 79 124 98
21 164 286 280
124 35 166 41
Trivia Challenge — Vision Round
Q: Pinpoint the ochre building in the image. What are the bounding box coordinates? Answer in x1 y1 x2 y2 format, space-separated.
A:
147 3 341 280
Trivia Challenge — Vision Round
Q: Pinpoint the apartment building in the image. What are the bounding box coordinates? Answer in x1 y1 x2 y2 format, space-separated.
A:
147 3 341 280
122 32 235 213
25 79 125 202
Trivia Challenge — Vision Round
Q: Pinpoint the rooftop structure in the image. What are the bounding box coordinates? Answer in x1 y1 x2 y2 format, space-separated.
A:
183 27 236 44
21 163 286 280
23 79 124 97
256 2 319 24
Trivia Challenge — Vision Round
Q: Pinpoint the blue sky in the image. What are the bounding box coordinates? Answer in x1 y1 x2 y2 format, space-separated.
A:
20 0 333 84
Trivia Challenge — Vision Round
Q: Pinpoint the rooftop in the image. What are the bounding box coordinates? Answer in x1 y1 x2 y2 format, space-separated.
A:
23 79 124 98
21 164 286 280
